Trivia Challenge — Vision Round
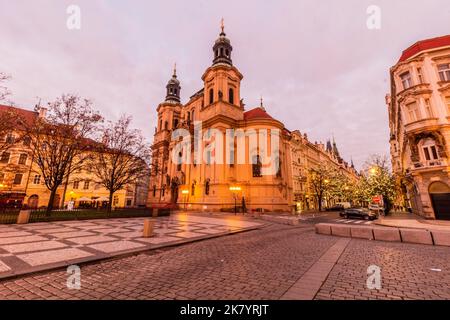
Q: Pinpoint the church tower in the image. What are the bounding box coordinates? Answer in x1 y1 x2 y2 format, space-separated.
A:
149 65 183 204
201 20 244 121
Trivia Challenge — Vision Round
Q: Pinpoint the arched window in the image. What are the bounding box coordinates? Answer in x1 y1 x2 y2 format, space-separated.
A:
229 88 234 105
209 89 214 104
177 152 182 171
226 49 229 57
191 181 196 196
164 121 168 130
252 155 262 177
215 49 218 58
205 179 210 195
191 110 194 121
174 119 179 128
152 185 157 197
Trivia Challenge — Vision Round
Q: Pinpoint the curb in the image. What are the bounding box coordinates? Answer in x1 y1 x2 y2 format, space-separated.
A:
315 223 450 247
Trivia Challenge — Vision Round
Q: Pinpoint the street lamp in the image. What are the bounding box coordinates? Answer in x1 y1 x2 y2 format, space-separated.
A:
229 186 241 215
181 189 189 211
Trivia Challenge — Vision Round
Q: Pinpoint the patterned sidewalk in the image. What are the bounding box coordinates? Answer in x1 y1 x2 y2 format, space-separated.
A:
0 214 261 279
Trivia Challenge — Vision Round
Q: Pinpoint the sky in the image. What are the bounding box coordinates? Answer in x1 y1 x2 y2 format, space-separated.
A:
0 0 449 169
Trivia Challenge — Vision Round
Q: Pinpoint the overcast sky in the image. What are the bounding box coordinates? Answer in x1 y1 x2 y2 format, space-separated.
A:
1 0 449 169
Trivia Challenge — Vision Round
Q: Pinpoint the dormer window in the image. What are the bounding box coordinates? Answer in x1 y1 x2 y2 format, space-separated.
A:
438 64 450 81
400 71 413 90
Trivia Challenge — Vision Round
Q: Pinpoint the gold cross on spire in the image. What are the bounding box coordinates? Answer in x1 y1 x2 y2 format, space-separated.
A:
173 62 177 77
221 18 225 33
260 95 263 107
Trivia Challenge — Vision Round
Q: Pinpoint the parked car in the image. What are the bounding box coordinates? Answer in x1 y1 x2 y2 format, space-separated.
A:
340 207 378 220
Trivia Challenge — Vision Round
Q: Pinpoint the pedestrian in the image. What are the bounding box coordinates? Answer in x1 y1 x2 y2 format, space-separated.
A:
242 196 247 215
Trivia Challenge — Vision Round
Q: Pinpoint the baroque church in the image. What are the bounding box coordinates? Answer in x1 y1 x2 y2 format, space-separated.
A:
147 23 294 211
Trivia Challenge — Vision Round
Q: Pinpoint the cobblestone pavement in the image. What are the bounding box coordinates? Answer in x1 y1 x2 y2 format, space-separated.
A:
0 223 448 300
0 215 260 278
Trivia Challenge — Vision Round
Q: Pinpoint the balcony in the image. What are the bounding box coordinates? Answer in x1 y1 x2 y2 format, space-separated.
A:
404 117 439 134
410 159 448 172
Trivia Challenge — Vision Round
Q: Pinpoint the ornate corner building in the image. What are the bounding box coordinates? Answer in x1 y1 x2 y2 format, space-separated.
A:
387 35 450 220
148 24 359 212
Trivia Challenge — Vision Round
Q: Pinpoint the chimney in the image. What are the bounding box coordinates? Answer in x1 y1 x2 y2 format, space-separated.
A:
38 107 47 119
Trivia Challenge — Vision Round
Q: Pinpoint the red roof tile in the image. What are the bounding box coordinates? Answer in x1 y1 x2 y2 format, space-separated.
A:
398 35 450 62
0 104 38 126
243 107 274 121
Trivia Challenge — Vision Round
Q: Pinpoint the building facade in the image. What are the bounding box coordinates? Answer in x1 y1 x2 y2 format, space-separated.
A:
387 34 450 220
148 25 358 212
0 105 148 209
289 130 358 211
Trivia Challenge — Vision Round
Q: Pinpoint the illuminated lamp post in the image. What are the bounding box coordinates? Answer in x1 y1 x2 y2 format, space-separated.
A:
181 189 189 211
229 186 242 215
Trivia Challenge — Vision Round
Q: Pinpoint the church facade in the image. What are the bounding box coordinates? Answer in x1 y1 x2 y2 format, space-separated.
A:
147 25 358 212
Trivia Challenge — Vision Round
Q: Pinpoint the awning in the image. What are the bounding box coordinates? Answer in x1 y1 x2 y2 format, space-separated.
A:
96 196 110 202
77 197 92 202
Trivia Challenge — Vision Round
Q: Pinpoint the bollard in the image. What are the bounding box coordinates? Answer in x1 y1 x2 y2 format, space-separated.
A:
143 219 155 238
17 210 31 224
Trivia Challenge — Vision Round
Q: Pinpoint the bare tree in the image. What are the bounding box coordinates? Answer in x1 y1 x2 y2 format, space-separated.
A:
308 165 336 211
26 94 103 213
0 72 10 102
90 115 150 212
0 108 26 154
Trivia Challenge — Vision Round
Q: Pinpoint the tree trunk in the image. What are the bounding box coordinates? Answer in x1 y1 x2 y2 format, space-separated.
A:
107 191 114 213
317 195 322 212
46 188 57 215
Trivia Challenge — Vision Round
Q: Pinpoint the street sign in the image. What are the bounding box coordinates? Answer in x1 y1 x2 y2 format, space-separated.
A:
372 195 382 203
